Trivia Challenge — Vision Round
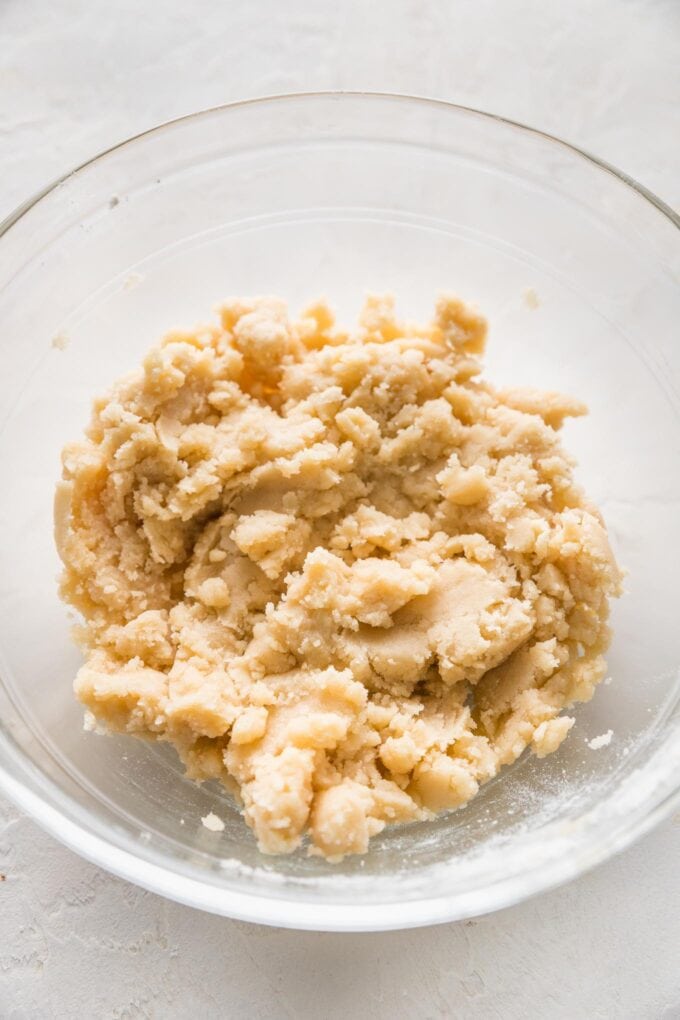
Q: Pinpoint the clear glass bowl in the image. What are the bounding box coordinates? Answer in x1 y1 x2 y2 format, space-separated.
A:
0 93 678 932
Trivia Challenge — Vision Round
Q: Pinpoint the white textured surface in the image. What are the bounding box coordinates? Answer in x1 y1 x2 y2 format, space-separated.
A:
1 1 679 1016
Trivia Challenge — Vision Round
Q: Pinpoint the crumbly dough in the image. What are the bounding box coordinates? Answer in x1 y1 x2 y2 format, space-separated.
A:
55 294 622 860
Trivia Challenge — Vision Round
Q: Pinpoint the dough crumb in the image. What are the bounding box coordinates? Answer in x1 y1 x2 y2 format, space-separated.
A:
586 730 613 750
523 286 540 309
51 332 70 351
123 272 144 291
56 292 622 860
201 812 226 832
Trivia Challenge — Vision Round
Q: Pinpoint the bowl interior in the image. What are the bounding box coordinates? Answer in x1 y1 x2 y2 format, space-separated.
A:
0 95 679 926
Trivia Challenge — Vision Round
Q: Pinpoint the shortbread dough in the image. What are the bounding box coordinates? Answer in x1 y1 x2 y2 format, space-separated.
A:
55 294 622 859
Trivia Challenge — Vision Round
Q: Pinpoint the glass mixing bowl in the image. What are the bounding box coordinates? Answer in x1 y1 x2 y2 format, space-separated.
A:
0 93 678 932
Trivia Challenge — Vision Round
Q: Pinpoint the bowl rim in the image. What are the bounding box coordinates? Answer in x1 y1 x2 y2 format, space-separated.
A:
2 90 678 238
0 90 678 932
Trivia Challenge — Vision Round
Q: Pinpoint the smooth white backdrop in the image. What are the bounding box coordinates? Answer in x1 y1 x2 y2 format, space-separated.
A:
1 1 679 1017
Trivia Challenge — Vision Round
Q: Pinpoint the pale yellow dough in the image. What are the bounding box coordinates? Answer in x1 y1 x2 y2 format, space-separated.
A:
56 294 622 860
